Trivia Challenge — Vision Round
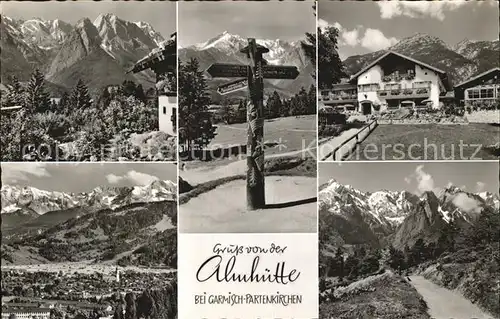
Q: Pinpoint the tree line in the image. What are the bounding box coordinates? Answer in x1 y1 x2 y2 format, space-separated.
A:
215 86 316 125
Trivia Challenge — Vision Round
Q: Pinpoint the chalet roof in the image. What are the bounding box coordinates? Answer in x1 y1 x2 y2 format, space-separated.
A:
129 39 176 74
454 67 500 88
349 50 447 81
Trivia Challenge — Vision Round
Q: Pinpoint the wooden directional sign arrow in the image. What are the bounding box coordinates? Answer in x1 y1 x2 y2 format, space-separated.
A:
217 78 248 95
207 63 300 80
207 63 248 78
262 65 300 79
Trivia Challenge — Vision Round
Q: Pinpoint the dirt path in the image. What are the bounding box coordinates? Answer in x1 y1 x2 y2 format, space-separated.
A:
409 276 495 319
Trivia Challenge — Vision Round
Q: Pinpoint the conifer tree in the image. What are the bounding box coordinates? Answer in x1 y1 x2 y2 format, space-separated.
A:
71 79 92 111
266 91 282 119
5 76 25 107
178 58 216 152
26 69 51 113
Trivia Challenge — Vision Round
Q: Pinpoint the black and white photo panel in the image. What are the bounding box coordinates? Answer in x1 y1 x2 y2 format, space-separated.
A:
318 161 499 319
177 0 317 234
317 0 499 161
1 162 178 318
177 2 318 318
0 1 177 162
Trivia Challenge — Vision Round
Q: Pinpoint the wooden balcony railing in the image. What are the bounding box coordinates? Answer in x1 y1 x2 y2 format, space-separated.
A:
319 93 357 101
378 87 429 98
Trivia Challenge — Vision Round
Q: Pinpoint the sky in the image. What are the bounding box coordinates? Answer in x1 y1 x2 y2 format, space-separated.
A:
318 0 499 60
178 1 315 47
319 162 499 195
0 1 176 38
1 163 177 193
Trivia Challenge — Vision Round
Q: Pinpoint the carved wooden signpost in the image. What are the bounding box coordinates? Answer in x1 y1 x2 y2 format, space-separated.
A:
207 38 299 210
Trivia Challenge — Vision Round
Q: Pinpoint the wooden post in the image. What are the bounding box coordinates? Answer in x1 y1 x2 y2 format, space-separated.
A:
243 39 266 210
209 41 299 210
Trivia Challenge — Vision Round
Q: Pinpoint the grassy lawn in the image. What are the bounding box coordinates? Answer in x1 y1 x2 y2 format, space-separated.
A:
209 115 316 156
350 124 499 161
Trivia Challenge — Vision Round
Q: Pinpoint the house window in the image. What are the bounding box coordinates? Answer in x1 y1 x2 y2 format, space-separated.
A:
385 83 400 90
358 83 379 92
467 89 480 99
480 88 494 99
163 106 167 114
413 81 431 89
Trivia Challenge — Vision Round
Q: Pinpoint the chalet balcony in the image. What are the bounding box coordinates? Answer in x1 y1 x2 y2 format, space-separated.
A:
319 92 357 102
377 87 430 99
382 73 415 82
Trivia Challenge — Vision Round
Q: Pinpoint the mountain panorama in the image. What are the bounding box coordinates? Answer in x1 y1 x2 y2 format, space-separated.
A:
1 180 177 215
342 33 499 86
0 14 170 96
319 179 499 249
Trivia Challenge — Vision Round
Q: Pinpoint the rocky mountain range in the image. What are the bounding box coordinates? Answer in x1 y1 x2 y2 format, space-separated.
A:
319 179 499 250
1 180 178 265
179 31 315 101
1 180 177 230
342 33 499 86
0 14 171 96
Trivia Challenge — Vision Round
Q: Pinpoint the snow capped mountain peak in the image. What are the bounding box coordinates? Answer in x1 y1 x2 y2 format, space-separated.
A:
194 31 244 51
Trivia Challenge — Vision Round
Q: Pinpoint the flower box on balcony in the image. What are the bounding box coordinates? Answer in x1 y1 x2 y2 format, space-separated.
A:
391 90 401 95
416 88 429 94
403 88 413 95
382 76 392 82
379 91 388 96
404 74 415 80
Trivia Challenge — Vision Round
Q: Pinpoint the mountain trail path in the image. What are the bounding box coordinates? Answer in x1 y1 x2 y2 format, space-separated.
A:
409 276 496 319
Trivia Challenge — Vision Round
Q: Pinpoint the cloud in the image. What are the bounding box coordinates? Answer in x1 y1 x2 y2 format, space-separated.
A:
452 193 482 214
414 165 435 193
1 163 50 183
106 170 159 186
332 21 397 52
404 177 411 184
360 28 398 51
106 174 124 184
342 28 361 46
377 1 468 21
475 182 486 193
